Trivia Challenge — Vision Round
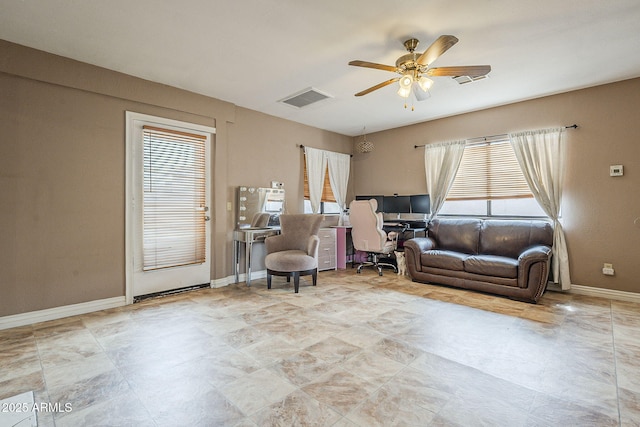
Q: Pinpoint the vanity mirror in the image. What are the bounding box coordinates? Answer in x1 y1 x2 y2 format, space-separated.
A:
236 186 285 229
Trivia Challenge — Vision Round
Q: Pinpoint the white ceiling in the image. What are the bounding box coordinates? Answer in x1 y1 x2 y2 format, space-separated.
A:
2 0 640 137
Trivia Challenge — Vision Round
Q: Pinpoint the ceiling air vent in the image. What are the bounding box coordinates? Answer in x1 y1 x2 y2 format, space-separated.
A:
452 75 489 85
279 87 332 108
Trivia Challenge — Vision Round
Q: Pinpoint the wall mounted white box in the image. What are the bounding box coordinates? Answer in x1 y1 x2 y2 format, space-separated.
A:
603 263 615 276
610 165 624 176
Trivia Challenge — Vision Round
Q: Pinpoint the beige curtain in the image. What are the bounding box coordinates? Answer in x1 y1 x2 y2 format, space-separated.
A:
304 146 327 214
424 140 466 220
326 150 351 224
509 128 571 289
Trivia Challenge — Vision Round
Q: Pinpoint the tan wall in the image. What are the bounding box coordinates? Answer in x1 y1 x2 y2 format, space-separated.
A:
228 107 353 214
352 78 640 294
0 41 351 317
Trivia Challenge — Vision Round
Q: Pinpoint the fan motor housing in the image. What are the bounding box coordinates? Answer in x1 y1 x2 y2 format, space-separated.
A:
396 53 423 73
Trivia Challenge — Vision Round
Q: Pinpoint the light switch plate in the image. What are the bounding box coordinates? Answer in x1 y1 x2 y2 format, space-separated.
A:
610 165 624 176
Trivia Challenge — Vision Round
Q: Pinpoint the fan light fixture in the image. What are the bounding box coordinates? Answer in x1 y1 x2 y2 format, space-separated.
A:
399 74 413 88
397 73 413 98
349 35 491 107
418 76 434 91
398 73 433 100
397 86 411 98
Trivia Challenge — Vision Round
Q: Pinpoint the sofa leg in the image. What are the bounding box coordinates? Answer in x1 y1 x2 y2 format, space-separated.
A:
267 273 272 289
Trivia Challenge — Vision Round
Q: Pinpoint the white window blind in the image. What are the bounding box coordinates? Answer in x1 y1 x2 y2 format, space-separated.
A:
142 125 206 271
446 140 532 201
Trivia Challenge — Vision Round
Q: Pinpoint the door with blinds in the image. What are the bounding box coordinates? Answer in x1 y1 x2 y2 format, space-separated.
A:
128 113 214 298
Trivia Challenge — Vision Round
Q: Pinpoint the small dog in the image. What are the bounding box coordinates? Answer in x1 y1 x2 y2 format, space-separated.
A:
395 251 407 276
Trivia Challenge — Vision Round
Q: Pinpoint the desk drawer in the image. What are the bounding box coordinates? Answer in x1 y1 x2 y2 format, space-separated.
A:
318 228 336 271
318 254 336 271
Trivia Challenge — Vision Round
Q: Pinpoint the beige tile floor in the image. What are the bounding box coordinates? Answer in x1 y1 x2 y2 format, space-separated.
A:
1 269 639 426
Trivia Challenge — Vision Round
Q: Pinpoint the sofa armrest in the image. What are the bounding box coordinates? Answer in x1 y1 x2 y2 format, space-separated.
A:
517 245 552 289
307 235 320 258
518 245 552 264
403 237 436 276
404 237 436 253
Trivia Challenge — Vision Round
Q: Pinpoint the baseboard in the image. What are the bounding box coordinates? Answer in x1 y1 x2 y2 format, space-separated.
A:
210 270 267 289
548 283 640 303
0 296 126 331
1 271 267 330
211 276 234 288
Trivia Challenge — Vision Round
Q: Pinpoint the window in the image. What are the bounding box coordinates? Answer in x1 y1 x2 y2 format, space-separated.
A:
440 139 546 217
303 162 340 214
142 126 207 270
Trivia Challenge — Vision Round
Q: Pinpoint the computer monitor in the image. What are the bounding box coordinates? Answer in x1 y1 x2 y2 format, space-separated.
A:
410 194 431 214
355 195 384 212
382 195 411 213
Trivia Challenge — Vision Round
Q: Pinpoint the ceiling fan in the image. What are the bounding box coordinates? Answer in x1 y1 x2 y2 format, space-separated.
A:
349 35 491 102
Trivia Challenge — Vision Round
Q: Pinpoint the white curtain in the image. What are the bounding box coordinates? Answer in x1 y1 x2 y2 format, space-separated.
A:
509 127 571 290
326 151 351 225
304 146 327 213
424 140 466 220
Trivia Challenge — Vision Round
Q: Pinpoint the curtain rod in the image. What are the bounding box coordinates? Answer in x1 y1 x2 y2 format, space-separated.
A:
298 144 353 157
414 124 578 149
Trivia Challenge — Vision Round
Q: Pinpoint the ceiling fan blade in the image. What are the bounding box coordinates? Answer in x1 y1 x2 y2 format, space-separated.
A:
416 35 459 66
354 78 399 97
349 60 398 73
426 65 491 77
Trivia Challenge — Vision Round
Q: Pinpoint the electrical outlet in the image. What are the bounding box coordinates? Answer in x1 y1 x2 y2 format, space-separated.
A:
610 165 624 177
602 263 615 276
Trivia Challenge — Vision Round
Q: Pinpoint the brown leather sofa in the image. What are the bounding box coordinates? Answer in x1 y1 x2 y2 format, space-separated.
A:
404 218 553 303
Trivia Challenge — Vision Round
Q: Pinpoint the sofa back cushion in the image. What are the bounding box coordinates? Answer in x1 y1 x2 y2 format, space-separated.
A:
479 220 553 258
429 218 481 254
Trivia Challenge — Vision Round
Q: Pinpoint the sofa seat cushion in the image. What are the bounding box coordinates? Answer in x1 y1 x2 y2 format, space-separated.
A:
265 250 317 272
464 255 518 279
421 250 468 271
